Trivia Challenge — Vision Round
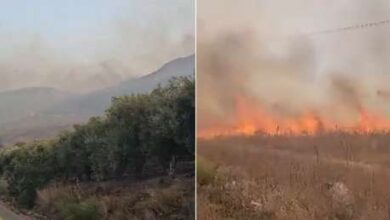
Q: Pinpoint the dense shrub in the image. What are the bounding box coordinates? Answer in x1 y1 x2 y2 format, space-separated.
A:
0 141 58 207
0 77 194 208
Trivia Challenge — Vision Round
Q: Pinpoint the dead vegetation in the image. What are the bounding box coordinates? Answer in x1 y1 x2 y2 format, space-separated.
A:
35 175 194 220
198 133 390 220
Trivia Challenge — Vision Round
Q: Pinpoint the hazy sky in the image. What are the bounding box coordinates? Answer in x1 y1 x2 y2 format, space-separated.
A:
0 0 194 93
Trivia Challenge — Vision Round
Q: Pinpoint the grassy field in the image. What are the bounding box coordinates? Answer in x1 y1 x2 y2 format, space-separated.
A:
198 133 390 220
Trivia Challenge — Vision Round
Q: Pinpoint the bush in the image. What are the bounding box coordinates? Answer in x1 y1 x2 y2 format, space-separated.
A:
2 141 58 208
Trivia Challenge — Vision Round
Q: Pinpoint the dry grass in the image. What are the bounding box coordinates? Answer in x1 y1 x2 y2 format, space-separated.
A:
36 176 195 220
197 156 217 186
198 133 390 220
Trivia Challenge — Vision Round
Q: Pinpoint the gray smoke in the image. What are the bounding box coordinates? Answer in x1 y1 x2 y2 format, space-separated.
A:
198 0 390 130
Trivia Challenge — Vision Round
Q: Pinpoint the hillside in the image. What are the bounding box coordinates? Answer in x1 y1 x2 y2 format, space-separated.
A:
0 87 74 125
47 54 195 116
0 54 195 145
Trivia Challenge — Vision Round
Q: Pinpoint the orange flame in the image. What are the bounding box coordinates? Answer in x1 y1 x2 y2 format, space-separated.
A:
198 96 390 139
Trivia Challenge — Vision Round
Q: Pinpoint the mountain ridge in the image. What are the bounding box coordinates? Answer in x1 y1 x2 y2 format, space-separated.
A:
46 54 195 116
0 54 195 145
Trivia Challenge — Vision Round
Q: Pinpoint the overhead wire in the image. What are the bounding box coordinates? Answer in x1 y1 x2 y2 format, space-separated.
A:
307 19 390 36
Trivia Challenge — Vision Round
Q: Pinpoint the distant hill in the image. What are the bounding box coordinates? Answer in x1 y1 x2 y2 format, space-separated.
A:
0 54 195 145
48 54 195 116
0 87 75 125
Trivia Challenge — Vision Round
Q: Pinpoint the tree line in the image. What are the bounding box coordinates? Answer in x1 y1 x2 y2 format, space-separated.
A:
0 77 195 208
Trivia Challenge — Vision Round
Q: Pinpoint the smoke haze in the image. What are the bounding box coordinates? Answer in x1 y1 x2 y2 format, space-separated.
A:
198 0 390 134
0 0 194 93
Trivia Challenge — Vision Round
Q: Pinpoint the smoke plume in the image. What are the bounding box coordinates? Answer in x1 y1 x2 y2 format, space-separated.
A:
198 0 390 137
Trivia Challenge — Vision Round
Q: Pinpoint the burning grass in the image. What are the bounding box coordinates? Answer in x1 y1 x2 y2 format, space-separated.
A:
198 95 390 139
197 133 390 220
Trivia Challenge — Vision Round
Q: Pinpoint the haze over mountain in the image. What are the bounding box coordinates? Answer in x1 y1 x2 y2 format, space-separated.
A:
48 54 195 116
0 54 194 145
0 1 194 93
0 87 74 124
